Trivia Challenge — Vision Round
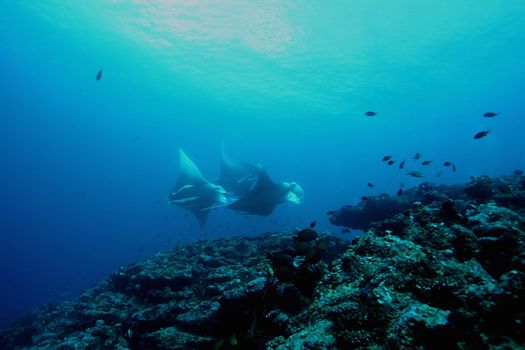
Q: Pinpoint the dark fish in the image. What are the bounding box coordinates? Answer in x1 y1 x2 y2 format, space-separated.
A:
483 112 498 118
163 216 168 220
361 196 369 201
413 152 421 160
387 160 395 165
309 220 317 228
296 228 317 242
436 172 442 178
96 69 102 81
296 241 312 255
382 155 392 161
326 210 335 215
473 130 490 139
270 252 293 266
317 239 329 251
452 164 457 172
397 188 403 196
443 161 452 166
514 169 524 176
364 111 377 117
305 248 321 263
367 182 374 188
399 160 406 169
341 228 350 234
407 171 424 178
421 160 432 166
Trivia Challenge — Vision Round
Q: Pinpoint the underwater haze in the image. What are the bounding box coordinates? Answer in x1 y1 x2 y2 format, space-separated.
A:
1 0 525 326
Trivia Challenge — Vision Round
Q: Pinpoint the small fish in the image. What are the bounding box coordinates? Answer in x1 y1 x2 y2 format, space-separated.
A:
387 160 395 165
443 161 452 167
413 152 421 160
96 69 102 81
326 210 335 215
483 112 498 118
407 171 424 178
382 155 393 162
341 228 350 234
452 164 456 172
397 188 403 196
361 196 369 201
513 169 524 176
473 130 490 139
310 221 317 228
399 160 406 169
364 111 377 117
421 160 432 166
436 172 442 178
163 216 168 220
367 182 374 188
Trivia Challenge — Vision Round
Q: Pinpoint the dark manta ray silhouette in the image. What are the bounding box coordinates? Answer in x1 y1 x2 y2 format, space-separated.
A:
227 165 304 216
168 148 231 225
218 143 259 197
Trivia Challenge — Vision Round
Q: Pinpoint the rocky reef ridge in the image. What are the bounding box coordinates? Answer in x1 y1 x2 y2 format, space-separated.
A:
0 173 524 349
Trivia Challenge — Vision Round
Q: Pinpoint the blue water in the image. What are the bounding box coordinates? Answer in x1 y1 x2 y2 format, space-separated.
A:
1 0 525 326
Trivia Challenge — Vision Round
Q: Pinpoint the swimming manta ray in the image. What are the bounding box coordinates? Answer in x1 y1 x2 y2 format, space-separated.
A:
218 143 259 197
227 164 304 216
168 148 231 226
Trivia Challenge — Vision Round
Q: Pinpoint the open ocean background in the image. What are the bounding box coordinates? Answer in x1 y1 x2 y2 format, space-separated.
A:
1 0 524 327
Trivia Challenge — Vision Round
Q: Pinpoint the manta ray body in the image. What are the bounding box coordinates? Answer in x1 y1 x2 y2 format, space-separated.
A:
218 143 259 197
226 164 304 216
168 148 231 225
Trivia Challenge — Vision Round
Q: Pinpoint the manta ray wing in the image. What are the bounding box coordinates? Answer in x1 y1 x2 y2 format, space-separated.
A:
192 208 210 227
169 148 230 226
218 142 259 196
173 148 207 190
226 166 284 216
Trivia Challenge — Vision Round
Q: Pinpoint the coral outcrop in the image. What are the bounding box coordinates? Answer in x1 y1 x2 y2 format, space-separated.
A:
1 173 524 349
329 173 525 230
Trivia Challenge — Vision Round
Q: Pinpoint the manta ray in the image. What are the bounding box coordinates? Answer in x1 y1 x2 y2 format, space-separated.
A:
168 148 231 225
218 143 259 197
227 164 304 216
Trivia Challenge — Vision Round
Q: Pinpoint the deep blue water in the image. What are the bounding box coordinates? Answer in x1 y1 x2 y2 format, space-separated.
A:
1 0 525 326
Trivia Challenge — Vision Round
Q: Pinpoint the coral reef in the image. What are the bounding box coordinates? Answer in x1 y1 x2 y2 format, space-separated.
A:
329 173 525 230
1 173 524 349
